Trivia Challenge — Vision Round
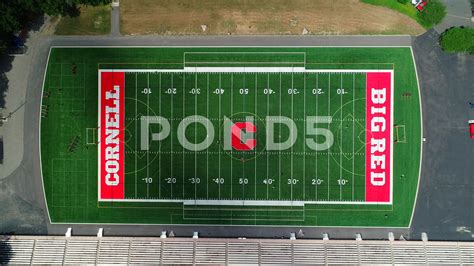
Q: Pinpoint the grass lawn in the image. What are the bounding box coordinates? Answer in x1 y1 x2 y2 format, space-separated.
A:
41 47 421 227
55 5 110 35
120 0 424 35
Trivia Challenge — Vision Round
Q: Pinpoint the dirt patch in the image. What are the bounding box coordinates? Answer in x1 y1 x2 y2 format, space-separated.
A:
120 0 425 35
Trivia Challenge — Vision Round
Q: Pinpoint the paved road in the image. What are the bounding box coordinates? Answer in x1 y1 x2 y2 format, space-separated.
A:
435 0 473 33
409 29 474 241
111 5 120 36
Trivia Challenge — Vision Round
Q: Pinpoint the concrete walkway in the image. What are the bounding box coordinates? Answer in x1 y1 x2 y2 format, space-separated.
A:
110 2 120 36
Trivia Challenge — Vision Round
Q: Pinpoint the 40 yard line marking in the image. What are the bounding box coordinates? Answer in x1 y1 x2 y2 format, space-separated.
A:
218 73 222 200
266 73 270 200
315 73 319 200
290 71 294 201
170 73 174 198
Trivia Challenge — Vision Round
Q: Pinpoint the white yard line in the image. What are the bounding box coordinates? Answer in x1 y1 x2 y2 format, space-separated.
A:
206 73 210 199
158 73 162 198
278 73 282 200
135 73 138 198
352 73 355 200
315 73 318 200
303 72 306 200
183 73 186 199
194 72 198 200
254 73 257 200
218 73 222 199
230 73 233 199
146 73 150 198
339 73 343 200
170 73 174 198
266 73 270 200
327 74 331 200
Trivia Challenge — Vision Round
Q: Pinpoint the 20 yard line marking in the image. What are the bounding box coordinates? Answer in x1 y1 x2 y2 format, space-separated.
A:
170 73 174 198
291 71 294 201
315 73 319 200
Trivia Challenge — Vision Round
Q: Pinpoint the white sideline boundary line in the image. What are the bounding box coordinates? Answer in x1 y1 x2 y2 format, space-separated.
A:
97 68 394 206
408 46 423 228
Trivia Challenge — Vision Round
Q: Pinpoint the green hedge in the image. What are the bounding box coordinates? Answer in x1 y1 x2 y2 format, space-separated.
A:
439 27 474 54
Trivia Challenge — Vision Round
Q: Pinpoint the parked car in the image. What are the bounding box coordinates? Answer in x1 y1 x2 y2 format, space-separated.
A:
411 0 427 11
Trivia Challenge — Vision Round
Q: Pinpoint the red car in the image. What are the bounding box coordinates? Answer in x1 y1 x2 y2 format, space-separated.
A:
469 120 474 139
411 0 427 12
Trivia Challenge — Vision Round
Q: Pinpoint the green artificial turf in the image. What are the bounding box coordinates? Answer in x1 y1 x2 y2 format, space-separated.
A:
41 47 421 226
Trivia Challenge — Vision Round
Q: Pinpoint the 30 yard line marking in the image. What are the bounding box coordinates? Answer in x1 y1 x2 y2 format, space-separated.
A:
135 73 138 198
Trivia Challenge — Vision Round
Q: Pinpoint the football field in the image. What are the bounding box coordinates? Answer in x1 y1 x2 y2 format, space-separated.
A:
41 47 420 226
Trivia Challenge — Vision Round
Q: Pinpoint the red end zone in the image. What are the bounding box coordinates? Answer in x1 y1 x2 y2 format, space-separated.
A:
365 72 393 204
99 71 125 200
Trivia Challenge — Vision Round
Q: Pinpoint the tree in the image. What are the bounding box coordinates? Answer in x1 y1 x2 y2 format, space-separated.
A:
417 0 447 28
439 27 474 54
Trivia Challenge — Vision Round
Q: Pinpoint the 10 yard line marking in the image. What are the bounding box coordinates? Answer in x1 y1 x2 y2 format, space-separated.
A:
266 73 270 200
135 73 138 198
339 73 343 200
